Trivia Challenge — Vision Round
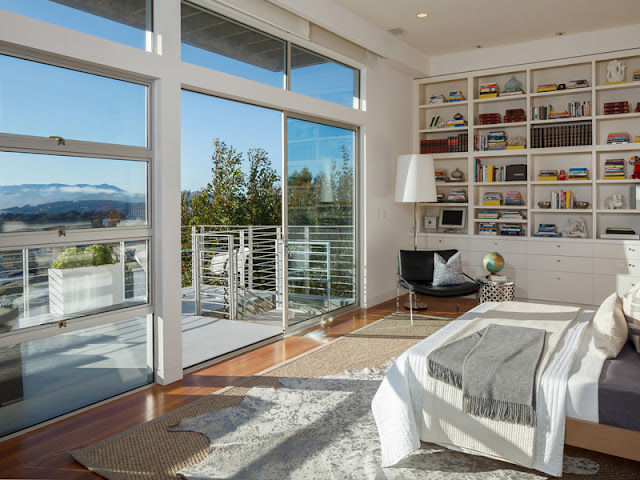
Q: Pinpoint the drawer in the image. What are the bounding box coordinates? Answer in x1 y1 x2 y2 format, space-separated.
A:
468 238 526 255
527 240 594 257
596 242 640 260
527 270 593 305
528 254 593 274
594 258 640 277
467 250 526 270
423 236 468 252
593 275 640 305
467 266 527 299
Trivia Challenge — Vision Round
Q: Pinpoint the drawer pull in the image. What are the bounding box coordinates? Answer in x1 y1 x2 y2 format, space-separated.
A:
630 248 636 252
557 259 561 263
557 277 561 280
630 264 636 268
557 245 561 248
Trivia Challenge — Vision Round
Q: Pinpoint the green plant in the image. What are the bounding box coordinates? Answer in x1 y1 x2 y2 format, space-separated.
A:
52 245 115 269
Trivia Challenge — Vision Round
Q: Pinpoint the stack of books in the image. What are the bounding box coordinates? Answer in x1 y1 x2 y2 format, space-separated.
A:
436 193 445 203
479 83 499 98
505 191 524 205
568 168 589 180
446 91 465 102
501 88 524 97
604 101 629 115
500 210 524 220
447 118 467 127
479 222 498 235
487 131 506 150
429 94 446 104
603 159 626 179
477 210 499 220
537 84 557 92
482 192 502 206
478 113 501 125
551 190 574 209
538 170 558 181
568 101 590 117
549 110 570 119
602 227 640 240
500 224 523 236
634 71 640 82
607 132 631 144
504 109 526 123
534 224 561 237
530 122 592 148
475 161 506 182
447 189 467 203
420 133 469 153
435 170 449 182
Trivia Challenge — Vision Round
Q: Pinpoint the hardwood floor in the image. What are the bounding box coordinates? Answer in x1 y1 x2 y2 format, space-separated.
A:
0 296 476 479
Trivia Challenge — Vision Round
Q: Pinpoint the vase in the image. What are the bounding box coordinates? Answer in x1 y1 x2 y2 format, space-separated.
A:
505 75 522 91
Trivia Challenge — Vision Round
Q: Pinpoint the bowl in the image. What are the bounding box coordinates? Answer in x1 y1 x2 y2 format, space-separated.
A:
538 202 551 209
574 201 590 209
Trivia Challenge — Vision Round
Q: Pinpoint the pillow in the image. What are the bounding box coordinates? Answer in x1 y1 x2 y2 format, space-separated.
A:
593 292 628 358
432 252 466 286
622 282 640 353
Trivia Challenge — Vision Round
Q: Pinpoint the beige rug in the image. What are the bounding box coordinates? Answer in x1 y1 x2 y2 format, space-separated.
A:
71 313 640 480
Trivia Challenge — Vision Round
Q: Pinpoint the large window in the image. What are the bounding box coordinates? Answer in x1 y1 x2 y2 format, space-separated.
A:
0 0 152 50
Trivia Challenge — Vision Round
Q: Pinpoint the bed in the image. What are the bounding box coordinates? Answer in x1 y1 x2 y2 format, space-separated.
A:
372 300 640 477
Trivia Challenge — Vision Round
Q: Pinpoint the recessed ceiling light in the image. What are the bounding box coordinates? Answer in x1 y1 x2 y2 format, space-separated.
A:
416 12 428 18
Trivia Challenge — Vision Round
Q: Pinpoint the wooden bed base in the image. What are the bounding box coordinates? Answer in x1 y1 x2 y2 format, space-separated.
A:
565 418 640 462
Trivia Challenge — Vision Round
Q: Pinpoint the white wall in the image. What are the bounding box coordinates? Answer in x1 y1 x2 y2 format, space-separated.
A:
429 23 640 76
361 60 414 308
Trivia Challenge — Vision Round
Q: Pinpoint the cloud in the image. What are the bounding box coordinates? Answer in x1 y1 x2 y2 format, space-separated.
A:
59 186 123 195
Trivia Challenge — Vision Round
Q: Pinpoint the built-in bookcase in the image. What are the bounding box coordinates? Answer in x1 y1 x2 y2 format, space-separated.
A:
415 48 640 240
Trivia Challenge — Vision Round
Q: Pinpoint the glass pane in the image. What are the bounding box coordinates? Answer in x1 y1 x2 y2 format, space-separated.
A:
0 315 153 437
0 54 147 146
287 118 356 325
0 0 151 50
290 45 359 108
0 152 147 232
181 2 286 89
0 240 148 332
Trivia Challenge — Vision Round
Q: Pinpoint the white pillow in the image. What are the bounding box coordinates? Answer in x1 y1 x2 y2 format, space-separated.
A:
622 282 640 353
593 292 628 358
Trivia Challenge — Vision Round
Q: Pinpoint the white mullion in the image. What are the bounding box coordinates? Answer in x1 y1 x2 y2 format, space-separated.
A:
0 304 153 348
0 229 151 250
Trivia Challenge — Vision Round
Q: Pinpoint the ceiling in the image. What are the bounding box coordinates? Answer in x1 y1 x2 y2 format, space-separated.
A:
332 0 640 56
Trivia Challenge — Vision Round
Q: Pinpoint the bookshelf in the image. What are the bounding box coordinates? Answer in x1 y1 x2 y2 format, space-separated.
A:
415 48 640 241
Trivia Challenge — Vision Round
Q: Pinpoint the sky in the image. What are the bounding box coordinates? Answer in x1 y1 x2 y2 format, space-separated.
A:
0 1 356 194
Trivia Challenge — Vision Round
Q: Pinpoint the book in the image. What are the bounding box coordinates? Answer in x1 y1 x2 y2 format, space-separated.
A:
600 233 640 240
488 274 508 282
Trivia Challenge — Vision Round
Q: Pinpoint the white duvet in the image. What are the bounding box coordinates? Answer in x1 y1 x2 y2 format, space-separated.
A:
372 302 594 477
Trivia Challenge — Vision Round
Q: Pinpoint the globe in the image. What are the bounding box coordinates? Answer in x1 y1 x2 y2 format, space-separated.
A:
483 252 505 274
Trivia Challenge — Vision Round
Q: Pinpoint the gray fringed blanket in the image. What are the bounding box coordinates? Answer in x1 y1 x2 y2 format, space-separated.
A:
427 324 546 427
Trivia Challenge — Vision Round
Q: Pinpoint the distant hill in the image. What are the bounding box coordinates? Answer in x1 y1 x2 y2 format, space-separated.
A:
0 183 145 211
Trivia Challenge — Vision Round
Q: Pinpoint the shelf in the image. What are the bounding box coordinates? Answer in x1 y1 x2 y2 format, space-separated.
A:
428 152 471 159
473 205 527 209
596 209 640 214
474 182 527 186
474 218 528 223
530 208 593 213
435 182 468 186
595 82 640 92
419 126 468 134
530 88 591 98
528 146 593 155
473 121 527 129
530 180 592 185
474 95 526 103
595 179 640 184
421 202 468 206
473 149 527 157
595 112 640 121
529 116 592 125
420 100 468 109
594 143 640 152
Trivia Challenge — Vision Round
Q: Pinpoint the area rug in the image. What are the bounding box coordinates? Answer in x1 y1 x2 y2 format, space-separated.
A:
71 312 638 480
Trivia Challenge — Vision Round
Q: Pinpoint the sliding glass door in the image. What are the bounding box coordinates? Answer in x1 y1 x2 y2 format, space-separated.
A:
286 118 356 325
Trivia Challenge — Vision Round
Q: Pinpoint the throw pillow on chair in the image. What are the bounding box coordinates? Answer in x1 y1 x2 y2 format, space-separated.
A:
432 252 466 286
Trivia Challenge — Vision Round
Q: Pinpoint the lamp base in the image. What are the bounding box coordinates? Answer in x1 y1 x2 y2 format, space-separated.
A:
404 299 427 310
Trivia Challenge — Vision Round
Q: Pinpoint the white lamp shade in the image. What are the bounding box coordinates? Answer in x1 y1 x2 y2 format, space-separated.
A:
395 154 437 203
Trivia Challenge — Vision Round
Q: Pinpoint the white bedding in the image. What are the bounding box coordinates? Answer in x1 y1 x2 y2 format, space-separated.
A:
372 302 594 477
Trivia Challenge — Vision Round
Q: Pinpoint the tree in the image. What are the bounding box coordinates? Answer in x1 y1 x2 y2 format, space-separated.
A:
245 147 281 226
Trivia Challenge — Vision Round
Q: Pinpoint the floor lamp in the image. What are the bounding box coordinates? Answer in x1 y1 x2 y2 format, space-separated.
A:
395 154 437 309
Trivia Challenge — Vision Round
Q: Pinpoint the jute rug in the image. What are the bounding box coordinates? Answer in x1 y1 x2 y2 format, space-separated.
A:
71 313 640 480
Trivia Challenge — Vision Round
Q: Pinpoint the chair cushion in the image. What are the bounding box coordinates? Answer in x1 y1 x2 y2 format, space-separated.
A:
412 281 480 298
399 249 458 283
432 252 466 286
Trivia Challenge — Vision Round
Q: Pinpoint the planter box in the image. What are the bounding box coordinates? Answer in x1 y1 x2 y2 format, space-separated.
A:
48 263 124 315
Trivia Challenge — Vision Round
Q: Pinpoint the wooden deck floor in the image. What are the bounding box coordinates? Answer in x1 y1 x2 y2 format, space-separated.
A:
0 296 476 479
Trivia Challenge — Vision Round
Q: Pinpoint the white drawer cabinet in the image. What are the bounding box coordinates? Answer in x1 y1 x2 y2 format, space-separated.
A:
593 258 640 277
468 238 526 254
528 254 593 274
527 270 593 305
423 236 468 252
467 250 527 270
596 242 640 260
527 240 594 257
593 275 640 304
